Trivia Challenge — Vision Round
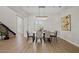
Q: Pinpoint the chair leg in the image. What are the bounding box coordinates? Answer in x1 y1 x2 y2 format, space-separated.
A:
43 38 46 43
36 38 37 43
50 37 52 42
47 38 51 43
55 37 57 42
49 38 51 43
33 33 35 43
32 36 35 43
54 37 57 43
40 38 42 43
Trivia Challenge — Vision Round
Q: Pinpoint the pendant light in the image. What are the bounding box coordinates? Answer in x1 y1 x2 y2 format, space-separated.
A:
36 6 48 20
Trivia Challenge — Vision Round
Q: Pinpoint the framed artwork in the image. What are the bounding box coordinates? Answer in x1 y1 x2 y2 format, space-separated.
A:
61 15 71 31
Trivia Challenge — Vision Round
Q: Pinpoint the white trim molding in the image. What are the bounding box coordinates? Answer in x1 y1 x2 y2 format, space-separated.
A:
58 35 79 47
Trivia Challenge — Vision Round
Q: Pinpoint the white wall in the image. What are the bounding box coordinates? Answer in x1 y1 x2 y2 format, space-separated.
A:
45 14 59 32
17 16 24 33
24 16 28 37
59 7 79 47
16 16 24 47
0 7 17 33
0 6 30 37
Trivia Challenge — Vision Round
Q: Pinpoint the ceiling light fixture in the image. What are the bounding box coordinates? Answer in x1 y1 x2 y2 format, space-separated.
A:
36 6 48 20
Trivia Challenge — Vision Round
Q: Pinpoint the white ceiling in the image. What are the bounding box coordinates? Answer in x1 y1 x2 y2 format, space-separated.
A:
8 6 71 16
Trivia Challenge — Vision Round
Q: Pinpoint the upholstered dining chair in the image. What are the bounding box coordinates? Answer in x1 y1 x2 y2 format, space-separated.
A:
27 31 33 42
44 30 51 42
50 31 58 42
36 30 43 43
27 31 31 38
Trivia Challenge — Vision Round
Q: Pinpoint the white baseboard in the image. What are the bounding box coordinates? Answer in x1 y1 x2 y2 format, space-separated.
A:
58 35 79 47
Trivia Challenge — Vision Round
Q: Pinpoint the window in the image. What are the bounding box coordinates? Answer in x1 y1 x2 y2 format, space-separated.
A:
34 18 46 31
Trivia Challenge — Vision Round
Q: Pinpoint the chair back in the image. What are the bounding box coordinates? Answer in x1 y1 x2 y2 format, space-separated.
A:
54 31 57 37
44 30 50 38
36 30 43 39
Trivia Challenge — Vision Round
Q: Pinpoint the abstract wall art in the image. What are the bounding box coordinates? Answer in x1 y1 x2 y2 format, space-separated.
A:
61 15 71 31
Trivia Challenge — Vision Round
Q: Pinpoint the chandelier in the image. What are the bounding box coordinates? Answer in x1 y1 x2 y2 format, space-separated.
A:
36 6 48 20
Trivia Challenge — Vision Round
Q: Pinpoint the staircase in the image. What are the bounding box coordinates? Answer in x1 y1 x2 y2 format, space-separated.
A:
0 22 16 40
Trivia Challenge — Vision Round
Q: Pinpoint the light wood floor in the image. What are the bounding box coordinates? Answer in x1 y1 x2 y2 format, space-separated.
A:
0 37 79 53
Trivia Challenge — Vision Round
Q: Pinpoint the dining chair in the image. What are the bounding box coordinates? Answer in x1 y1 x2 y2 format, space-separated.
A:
26 31 34 42
50 31 58 42
36 30 43 43
27 31 33 38
32 33 35 42
44 30 51 42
